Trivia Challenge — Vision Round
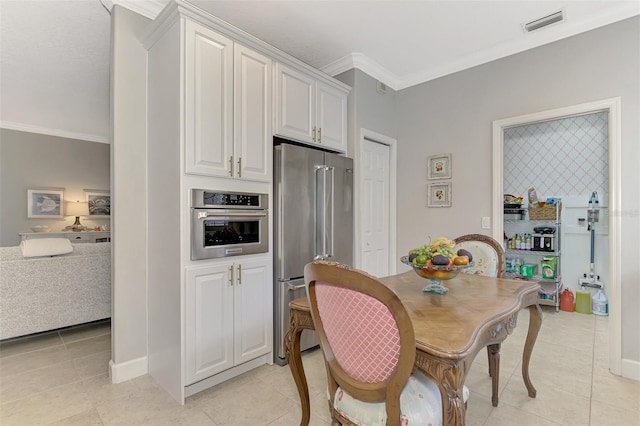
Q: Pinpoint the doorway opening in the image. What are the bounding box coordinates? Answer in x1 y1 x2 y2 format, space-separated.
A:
491 98 622 375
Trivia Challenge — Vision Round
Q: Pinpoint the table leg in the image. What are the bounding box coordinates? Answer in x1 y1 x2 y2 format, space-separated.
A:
415 352 467 426
284 311 311 426
522 303 542 398
487 343 501 407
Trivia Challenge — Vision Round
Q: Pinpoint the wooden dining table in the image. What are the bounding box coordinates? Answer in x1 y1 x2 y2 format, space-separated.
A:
283 270 542 426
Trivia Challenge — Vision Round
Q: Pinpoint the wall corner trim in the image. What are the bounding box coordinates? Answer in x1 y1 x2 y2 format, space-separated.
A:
109 356 148 383
621 358 640 382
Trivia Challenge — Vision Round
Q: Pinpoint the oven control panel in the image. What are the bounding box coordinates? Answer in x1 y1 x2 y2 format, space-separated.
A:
191 189 267 209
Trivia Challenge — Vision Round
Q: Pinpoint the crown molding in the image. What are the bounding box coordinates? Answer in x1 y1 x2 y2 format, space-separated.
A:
398 2 640 90
321 53 402 91
112 0 166 20
323 3 639 91
141 0 350 92
0 121 109 144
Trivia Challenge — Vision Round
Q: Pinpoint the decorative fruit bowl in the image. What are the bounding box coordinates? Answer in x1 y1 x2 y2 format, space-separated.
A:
400 255 474 295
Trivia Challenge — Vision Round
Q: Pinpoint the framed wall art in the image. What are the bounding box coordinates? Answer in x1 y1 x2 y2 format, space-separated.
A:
427 182 452 208
427 153 452 180
85 190 111 218
27 189 64 218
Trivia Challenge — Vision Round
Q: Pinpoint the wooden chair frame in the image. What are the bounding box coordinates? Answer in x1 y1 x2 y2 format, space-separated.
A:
454 233 506 407
304 261 416 426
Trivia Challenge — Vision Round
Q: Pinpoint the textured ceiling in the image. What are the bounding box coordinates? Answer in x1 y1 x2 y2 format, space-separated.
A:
0 0 638 142
0 0 111 142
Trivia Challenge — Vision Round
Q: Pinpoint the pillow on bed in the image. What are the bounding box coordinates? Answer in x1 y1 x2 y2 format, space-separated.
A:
20 238 73 258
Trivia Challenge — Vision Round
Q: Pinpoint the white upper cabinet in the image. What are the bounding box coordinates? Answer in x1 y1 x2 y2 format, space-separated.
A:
316 81 348 152
234 45 272 182
274 63 315 144
184 21 233 178
185 21 271 181
275 62 348 153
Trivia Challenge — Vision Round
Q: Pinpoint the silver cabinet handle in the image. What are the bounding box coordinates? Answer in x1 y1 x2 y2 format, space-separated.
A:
237 264 242 284
237 157 242 178
318 127 322 143
229 155 234 176
228 265 233 286
312 126 316 142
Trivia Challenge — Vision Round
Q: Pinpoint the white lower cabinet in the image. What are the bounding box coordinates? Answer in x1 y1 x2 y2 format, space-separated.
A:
185 258 272 385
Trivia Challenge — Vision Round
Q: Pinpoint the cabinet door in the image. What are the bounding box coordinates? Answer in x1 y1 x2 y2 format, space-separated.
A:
185 263 234 385
234 45 272 182
233 259 272 365
274 63 315 144
316 81 348 153
184 21 234 177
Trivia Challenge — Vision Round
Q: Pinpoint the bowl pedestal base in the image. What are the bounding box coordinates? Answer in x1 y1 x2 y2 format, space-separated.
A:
422 279 449 294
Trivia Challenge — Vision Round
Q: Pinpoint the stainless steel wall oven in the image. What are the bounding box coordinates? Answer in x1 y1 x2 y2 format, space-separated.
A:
191 190 268 260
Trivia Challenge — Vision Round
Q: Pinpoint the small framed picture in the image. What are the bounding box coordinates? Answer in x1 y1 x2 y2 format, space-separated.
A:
427 154 452 180
427 182 452 208
27 189 64 218
85 190 111 218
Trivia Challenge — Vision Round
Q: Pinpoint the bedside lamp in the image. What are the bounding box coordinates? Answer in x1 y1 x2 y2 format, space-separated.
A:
66 201 90 232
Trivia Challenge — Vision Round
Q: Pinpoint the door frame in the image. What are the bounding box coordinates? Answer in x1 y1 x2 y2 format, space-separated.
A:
491 97 622 375
355 128 398 275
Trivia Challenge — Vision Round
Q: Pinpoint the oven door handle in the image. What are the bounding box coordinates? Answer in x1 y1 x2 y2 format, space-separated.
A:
196 211 267 219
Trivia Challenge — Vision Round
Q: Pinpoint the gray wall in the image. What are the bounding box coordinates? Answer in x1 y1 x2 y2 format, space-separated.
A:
0 129 110 246
394 17 639 363
110 5 150 378
335 68 397 155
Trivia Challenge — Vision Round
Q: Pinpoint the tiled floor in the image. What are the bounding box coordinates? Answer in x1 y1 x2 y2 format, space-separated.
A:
0 310 638 425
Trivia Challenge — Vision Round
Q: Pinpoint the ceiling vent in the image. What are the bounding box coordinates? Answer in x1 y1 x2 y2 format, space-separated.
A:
523 10 565 33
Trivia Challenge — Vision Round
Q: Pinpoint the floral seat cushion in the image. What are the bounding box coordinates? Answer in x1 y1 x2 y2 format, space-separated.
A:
333 370 469 426
454 241 499 277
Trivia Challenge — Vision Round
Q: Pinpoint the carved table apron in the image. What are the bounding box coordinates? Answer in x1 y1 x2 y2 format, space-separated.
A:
284 271 542 426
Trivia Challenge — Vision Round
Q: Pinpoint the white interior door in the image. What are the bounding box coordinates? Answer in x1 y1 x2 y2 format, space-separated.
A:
360 138 390 277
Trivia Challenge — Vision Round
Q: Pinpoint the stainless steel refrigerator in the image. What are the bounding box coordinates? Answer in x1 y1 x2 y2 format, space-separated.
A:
273 141 354 365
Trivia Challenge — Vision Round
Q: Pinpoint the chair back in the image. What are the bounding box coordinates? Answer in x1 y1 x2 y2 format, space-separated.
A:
304 261 415 414
454 234 506 278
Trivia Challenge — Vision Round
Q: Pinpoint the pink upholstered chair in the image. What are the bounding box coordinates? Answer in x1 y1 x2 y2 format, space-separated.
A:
304 261 468 426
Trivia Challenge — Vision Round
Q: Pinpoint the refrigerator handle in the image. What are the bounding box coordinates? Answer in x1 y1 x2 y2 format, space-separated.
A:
327 166 335 259
314 165 327 260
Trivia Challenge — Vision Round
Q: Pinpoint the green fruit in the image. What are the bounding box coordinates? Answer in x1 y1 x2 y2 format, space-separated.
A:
457 249 473 262
414 254 428 265
431 255 450 265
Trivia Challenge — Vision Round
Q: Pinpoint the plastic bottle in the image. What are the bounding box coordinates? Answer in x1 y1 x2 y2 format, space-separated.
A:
560 289 575 312
575 286 592 314
592 290 608 316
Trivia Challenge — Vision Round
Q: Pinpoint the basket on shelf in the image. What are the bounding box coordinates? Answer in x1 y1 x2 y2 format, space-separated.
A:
528 202 561 220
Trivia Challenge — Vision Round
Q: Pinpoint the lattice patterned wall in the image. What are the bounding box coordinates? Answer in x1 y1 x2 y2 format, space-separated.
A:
503 111 608 202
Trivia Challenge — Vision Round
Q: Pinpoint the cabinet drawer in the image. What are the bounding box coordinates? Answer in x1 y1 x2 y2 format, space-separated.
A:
66 234 91 243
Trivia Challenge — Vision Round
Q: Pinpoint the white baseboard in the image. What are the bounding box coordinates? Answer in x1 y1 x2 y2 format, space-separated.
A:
109 356 148 383
621 358 640 381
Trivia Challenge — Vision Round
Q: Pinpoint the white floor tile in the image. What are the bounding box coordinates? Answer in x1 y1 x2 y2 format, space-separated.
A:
0 313 636 426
